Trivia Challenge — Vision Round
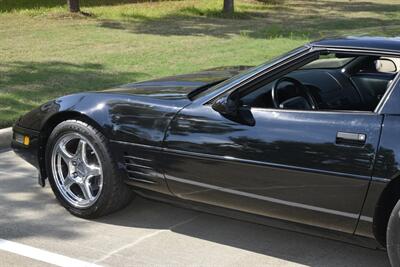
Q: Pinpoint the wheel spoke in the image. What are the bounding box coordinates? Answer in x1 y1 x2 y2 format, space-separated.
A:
86 165 101 178
58 143 73 164
79 182 93 201
75 140 88 164
63 175 75 189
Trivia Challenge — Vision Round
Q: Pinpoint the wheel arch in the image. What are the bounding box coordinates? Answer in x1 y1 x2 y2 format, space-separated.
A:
373 175 400 246
38 111 107 183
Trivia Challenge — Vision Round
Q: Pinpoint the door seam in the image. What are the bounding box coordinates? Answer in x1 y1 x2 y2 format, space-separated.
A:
353 114 385 235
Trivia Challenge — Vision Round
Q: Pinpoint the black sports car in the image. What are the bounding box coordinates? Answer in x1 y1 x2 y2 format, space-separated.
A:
12 37 400 265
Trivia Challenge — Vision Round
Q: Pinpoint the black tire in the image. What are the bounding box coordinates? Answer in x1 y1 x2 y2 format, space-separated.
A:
387 199 400 266
45 120 133 218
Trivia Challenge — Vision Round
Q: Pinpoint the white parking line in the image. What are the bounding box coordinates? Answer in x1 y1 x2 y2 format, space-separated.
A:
0 239 101 267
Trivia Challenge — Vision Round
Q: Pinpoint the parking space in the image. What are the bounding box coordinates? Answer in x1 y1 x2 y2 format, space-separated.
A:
0 150 390 266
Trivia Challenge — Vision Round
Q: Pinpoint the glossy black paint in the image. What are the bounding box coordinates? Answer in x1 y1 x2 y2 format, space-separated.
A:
11 37 400 244
12 67 247 189
163 104 382 233
11 125 40 168
312 37 400 53
354 115 400 240
16 65 250 132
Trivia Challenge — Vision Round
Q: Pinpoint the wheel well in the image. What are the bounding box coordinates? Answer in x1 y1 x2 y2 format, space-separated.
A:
38 111 106 180
373 176 400 246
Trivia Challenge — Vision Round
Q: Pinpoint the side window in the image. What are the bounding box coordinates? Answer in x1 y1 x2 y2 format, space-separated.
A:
240 52 398 113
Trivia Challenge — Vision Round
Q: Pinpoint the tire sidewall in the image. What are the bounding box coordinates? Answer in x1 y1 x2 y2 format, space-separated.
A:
387 199 400 266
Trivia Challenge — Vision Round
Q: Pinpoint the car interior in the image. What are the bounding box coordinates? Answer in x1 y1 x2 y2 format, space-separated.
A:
241 52 400 112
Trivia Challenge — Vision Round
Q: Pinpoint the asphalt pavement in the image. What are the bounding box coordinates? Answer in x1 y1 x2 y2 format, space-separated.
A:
0 149 391 267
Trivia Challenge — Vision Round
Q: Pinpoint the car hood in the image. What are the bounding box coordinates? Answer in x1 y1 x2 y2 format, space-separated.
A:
102 66 252 100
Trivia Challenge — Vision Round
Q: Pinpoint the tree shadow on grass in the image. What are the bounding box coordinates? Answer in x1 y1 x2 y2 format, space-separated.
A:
97 0 400 39
0 61 148 127
293 0 400 13
0 0 181 12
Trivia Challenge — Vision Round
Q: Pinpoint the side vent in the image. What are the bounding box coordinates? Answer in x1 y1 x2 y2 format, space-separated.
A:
123 152 157 184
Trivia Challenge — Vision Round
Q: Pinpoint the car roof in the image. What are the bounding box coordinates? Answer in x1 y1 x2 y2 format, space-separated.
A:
310 36 400 54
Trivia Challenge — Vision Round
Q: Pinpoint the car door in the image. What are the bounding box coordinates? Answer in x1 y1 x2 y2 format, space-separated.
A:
162 104 383 233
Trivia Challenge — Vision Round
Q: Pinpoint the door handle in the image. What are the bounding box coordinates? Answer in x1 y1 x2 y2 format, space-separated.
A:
336 132 366 146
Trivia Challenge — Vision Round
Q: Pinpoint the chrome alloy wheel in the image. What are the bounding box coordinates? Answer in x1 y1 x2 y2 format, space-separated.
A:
51 133 103 208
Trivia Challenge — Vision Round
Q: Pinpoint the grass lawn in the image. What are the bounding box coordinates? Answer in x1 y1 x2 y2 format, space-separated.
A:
0 0 399 128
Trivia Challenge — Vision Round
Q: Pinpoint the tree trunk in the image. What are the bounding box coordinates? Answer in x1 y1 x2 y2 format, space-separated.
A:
223 0 234 14
67 0 80 13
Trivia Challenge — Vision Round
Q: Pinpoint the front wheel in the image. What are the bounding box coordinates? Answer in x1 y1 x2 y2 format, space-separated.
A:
387 199 400 266
45 120 133 218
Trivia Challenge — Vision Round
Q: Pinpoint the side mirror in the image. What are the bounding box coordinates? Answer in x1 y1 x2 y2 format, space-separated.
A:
211 95 238 115
212 95 255 126
376 58 397 73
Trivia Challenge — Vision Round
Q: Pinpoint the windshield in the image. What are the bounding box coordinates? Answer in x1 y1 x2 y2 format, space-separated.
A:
190 45 311 100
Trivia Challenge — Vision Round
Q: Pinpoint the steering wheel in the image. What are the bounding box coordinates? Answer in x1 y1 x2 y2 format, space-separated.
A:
271 76 318 110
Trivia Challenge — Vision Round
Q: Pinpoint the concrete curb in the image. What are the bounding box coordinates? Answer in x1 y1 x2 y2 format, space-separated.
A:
0 127 12 149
